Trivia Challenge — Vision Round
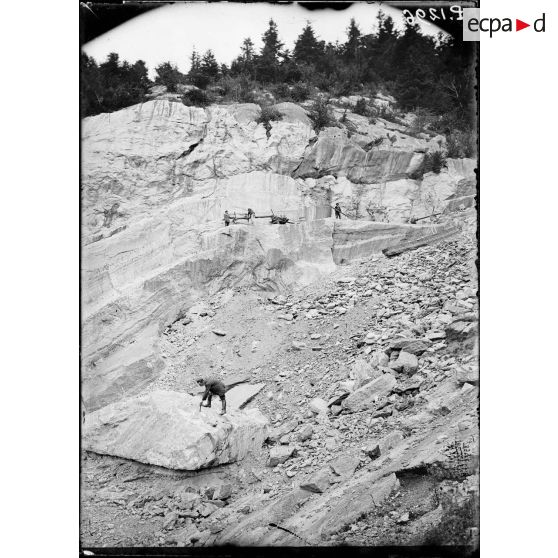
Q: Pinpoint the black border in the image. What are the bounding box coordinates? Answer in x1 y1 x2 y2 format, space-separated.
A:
79 2 480 557
80 545 480 557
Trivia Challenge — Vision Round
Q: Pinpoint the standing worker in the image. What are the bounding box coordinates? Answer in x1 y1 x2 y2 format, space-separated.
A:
334 203 342 219
197 376 227 415
223 210 231 227
247 207 255 223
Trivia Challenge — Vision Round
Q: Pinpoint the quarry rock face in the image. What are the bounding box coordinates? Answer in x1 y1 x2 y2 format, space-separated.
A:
81 100 314 243
82 100 474 246
295 128 417 184
331 220 448 264
81 99 476 412
82 390 268 470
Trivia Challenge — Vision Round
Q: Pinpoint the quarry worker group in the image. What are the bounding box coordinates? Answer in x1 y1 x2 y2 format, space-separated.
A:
222 205 343 227
223 208 255 227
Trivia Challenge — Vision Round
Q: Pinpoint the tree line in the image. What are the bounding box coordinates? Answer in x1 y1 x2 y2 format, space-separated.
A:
81 12 475 133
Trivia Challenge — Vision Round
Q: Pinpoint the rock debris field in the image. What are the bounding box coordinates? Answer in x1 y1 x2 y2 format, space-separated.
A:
81 222 479 548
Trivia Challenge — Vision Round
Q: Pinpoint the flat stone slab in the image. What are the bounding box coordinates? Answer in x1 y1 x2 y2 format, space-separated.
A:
226 383 266 410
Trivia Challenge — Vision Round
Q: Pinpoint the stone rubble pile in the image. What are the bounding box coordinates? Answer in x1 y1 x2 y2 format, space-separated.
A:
174 234 472 543
82 231 479 547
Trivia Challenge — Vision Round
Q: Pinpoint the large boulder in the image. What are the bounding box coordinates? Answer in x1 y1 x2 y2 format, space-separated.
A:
351 358 380 389
267 445 296 467
308 397 329 415
390 351 419 375
273 102 312 127
329 454 360 479
388 337 431 355
343 373 397 412
83 390 268 470
300 468 333 493
363 431 405 460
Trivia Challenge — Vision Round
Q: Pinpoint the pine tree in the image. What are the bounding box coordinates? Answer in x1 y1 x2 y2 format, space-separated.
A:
188 47 209 89
364 11 398 80
230 38 256 78
344 18 362 60
190 48 201 72
130 60 150 90
240 38 255 62
293 22 322 66
260 19 283 61
392 22 439 110
80 52 103 116
82 52 150 115
201 50 220 79
377 11 397 44
99 52 122 89
154 62 183 93
256 19 284 82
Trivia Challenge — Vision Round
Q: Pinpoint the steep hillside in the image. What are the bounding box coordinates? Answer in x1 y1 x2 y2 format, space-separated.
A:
81 95 478 550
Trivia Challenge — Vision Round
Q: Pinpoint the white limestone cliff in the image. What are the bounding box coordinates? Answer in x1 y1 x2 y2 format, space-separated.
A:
81 99 476 411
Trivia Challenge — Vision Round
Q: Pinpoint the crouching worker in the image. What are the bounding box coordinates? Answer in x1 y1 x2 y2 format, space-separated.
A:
197 376 227 415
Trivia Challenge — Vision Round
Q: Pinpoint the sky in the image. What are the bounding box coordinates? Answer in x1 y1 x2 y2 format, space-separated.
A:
82 2 449 78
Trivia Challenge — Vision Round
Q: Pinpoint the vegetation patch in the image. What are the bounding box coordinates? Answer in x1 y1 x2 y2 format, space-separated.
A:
256 104 283 137
353 98 370 117
410 151 447 180
182 89 211 108
309 98 335 132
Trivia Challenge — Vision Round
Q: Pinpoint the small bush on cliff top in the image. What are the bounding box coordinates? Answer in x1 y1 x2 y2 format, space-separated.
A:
272 83 291 101
218 75 258 103
429 150 445 174
291 82 311 102
182 88 211 108
410 151 447 180
446 130 475 158
309 97 334 132
353 98 369 117
256 104 282 137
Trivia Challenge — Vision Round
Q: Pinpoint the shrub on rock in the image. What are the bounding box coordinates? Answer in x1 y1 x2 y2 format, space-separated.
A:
182 88 211 107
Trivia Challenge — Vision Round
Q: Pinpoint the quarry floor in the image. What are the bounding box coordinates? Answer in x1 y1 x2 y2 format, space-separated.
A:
80 221 479 550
